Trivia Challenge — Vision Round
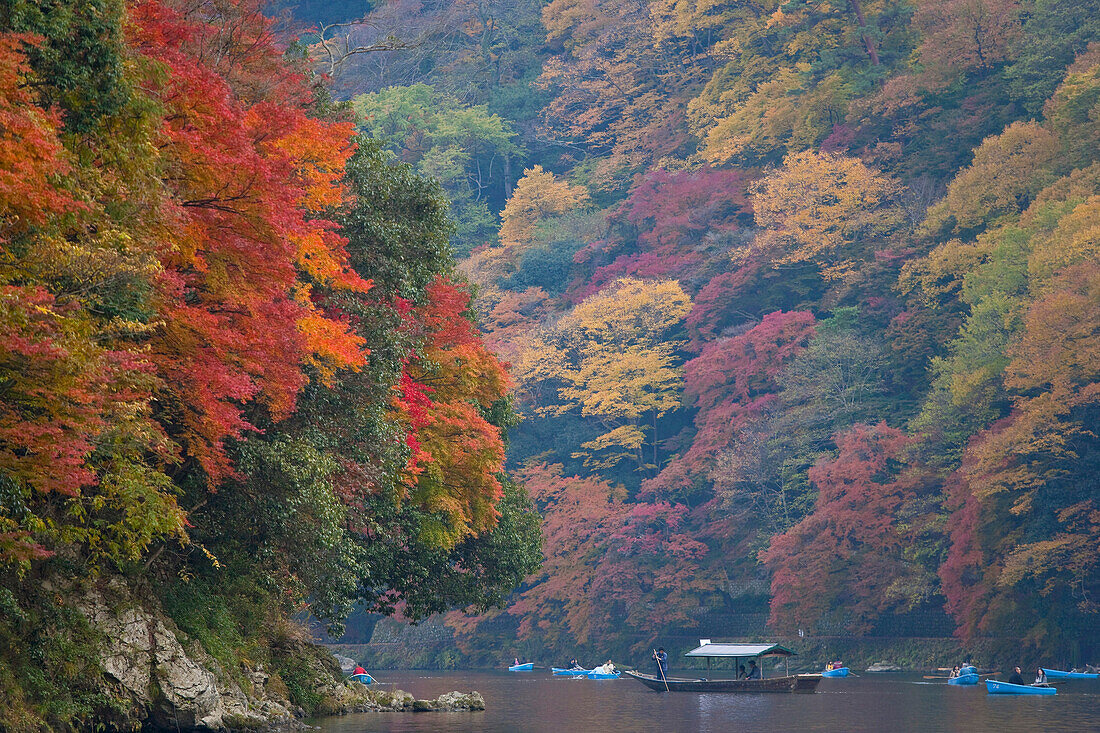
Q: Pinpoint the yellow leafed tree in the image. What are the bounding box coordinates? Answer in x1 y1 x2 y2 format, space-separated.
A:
530 278 691 472
499 165 591 250
749 149 905 280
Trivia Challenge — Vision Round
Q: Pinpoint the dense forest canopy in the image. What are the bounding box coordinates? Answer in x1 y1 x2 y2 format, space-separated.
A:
0 0 539 727
2 2 1100 725
305 0 1100 660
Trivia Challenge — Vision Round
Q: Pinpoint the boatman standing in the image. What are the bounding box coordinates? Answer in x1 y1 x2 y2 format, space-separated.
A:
653 647 668 680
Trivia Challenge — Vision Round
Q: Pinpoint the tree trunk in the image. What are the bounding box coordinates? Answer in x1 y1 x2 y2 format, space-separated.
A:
652 410 658 475
849 0 881 66
503 152 513 199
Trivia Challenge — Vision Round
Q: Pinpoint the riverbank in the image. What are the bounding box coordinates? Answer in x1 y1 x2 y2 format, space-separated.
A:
0 574 487 731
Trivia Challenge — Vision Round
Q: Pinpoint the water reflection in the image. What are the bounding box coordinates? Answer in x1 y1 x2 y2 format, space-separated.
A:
695 692 768 727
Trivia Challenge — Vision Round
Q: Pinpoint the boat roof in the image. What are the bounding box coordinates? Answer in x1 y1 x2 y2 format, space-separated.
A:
684 642 797 658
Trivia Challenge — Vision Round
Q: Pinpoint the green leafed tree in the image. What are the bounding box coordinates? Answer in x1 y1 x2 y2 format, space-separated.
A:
352 83 522 255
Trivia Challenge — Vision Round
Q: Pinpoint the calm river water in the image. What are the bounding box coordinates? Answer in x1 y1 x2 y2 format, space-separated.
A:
313 670 1098 732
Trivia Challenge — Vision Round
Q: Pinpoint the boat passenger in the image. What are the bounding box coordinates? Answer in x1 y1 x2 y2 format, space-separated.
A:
353 665 367 676
949 665 960 679
654 648 668 680
747 660 761 679
569 657 579 669
1008 666 1025 685
514 657 520 666
737 664 747 679
1034 667 1047 684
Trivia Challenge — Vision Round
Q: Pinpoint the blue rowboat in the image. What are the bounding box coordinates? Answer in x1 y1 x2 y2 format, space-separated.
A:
350 673 374 684
587 671 621 679
1041 668 1099 679
509 662 534 671
821 667 849 678
948 673 979 685
986 680 1055 695
552 667 593 676
960 665 977 675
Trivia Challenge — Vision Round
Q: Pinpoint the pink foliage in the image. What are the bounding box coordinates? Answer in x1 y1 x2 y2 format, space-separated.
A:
644 311 815 499
567 167 751 302
763 422 914 633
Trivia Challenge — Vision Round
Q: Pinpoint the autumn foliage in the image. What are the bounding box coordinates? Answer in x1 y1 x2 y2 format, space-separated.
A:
0 0 524 621
429 0 1100 660
6 0 1100 686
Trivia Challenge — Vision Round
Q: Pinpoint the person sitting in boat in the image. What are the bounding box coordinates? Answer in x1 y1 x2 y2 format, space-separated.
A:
737 664 748 679
653 648 668 680
949 665 960 678
593 660 616 675
514 657 520 666
747 660 761 679
569 657 581 670
353 664 367 676
1034 667 1048 684
1008 666 1025 685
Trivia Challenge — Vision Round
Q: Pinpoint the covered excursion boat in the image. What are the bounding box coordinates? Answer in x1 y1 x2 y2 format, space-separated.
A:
626 641 822 694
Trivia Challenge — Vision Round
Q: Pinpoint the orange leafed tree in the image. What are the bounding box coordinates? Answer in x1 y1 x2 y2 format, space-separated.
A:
130 0 369 485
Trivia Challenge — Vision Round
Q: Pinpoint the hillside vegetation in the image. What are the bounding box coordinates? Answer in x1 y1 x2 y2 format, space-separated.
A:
323 0 1100 661
0 1 539 728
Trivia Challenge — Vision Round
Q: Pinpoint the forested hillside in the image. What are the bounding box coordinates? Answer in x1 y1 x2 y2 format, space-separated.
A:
3 3 1100 725
317 0 1100 661
0 1 539 727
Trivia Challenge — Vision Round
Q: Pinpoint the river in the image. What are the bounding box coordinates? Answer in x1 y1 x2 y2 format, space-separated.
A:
312 669 1098 732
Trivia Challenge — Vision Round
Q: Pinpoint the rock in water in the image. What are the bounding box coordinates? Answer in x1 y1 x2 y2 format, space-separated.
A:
434 691 486 711
353 688 485 713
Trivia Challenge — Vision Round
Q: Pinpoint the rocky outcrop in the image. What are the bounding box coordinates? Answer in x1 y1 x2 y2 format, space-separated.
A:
52 579 485 730
68 579 299 731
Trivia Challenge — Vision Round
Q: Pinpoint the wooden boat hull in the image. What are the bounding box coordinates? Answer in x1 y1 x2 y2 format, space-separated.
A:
552 667 592 676
948 673 979 685
1041 668 1098 679
986 680 1056 695
625 670 821 693
509 663 534 671
821 667 849 677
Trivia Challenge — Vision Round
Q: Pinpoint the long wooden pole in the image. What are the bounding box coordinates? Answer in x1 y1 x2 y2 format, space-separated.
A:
654 649 670 692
